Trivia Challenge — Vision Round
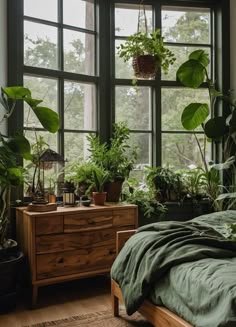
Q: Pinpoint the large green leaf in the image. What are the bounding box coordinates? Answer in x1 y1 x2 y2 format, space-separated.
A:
3 86 31 100
181 103 209 130
7 135 32 160
204 117 228 139
32 107 59 133
189 50 209 67
24 97 43 108
176 59 206 88
8 167 24 185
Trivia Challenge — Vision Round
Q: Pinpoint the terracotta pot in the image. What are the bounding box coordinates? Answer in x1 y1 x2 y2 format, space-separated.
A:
92 192 107 205
104 179 124 202
48 194 56 203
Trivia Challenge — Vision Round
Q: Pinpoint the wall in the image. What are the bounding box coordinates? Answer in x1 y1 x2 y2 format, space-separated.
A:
0 0 7 133
230 0 236 92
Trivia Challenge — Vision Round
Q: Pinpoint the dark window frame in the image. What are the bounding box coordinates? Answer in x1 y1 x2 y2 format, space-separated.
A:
7 0 230 170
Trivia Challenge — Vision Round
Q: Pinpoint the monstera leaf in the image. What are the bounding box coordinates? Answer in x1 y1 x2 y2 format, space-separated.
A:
189 49 210 67
204 117 228 139
181 103 209 130
176 59 206 88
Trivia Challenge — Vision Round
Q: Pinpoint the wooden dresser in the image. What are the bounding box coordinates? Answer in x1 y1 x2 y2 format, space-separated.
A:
16 203 137 307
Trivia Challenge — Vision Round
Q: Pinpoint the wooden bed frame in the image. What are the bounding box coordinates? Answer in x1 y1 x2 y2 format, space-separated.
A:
111 230 193 327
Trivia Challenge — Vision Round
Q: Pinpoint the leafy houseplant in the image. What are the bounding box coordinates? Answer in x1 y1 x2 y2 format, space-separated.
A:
145 166 185 202
90 166 110 205
0 86 59 249
87 122 137 202
0 86 59 311
176 49 236 206
117 29 176 79
122 185 167 227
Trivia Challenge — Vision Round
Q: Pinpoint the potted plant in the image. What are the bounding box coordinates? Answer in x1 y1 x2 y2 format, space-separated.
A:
87 122 137 202
117 29 176 79
0 86 59 312
145 166 185 202
122 180 167 227
64 162 98 198
90 166 110 206
176 49 236 207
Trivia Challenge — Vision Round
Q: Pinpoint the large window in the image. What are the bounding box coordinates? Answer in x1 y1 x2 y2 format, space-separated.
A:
23 0 97 163
8 0 229 180
113 3 213 175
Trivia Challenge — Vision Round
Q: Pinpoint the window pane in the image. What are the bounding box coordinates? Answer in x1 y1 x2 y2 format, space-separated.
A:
129 133 151 167
162 7 211 44
162 46 211 81
24 21 58 69
115 3 152 36
64 133 91 162
162 88 210 131
115 86 151 130
63 0 94 30
64 82 96 131
24 76 58 129
24 0 58 22
64 30 95 75
115 40 134 79
162 133 211 169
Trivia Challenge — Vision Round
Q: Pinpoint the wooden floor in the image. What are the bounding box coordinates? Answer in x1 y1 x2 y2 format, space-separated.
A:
0 276 112 327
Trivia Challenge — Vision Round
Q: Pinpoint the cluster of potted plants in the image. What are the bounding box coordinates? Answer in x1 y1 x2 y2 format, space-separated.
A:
64 122 137 206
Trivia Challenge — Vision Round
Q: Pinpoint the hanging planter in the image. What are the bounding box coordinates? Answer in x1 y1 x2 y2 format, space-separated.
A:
117 3 176 80
132 54 159 78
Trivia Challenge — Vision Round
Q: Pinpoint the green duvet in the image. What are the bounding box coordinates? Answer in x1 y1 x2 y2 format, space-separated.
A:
111 210 236 327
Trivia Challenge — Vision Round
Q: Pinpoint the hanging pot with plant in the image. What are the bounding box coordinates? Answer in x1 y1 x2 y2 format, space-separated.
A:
117 3 176 80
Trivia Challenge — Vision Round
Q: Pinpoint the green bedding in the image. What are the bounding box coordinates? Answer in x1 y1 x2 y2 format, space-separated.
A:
111 210 236 327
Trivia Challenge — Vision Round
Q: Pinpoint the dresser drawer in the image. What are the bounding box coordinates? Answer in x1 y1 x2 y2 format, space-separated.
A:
36 228 116 254
113 208 136 227
35 215 63 236
64 211 113 232
36 246 116 280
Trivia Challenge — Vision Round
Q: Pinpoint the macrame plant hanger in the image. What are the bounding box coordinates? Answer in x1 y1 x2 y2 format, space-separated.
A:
132 1 157 79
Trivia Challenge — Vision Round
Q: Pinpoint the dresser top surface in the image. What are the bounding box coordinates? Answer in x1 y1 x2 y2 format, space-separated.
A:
16 203 137 216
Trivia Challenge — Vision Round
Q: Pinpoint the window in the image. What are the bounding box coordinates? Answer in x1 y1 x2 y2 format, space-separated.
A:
23 0 97 163
8 0 229 183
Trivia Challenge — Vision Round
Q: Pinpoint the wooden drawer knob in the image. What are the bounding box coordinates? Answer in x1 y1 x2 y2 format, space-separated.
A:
57 257 64 264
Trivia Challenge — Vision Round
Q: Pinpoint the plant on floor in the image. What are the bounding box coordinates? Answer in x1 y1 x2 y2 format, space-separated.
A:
145 166 185 202
0 86 59 249
176 49 236 206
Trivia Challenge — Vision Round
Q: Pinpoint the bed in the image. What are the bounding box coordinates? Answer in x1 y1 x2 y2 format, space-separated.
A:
111 210 236 327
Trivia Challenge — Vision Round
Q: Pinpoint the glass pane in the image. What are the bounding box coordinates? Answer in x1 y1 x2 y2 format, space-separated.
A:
162 7 211 44
63 0 94 30
115 39 134 79
115 3 152 36
64 82 96 131
24 76 58 129
129 133 151 167
163 46 211 81
64 30 95 75
162 133 211 169
162 88 210 131
24 0 58 22
115 86 151 130
64 133 91 163
24 21 58 69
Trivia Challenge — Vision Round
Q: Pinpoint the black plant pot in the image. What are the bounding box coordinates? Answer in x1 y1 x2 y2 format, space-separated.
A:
0 248 24 313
